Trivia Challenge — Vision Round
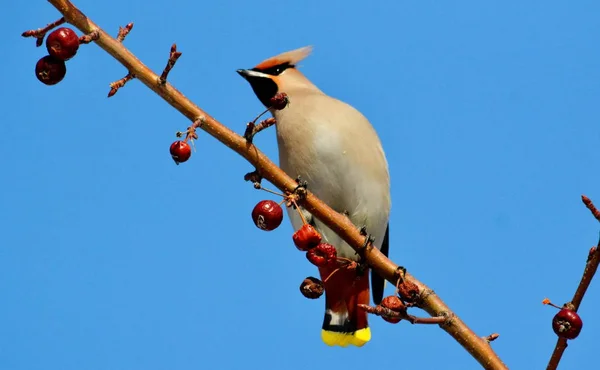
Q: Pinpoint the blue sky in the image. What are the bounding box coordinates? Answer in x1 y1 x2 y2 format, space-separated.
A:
3 1 600 369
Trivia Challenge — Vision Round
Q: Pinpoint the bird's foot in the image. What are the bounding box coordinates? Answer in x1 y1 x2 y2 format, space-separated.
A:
354 226 375 259
292 176 308 199
359 226 375 248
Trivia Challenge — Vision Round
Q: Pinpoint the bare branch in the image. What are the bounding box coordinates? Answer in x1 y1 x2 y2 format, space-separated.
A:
22 17 65 46
45 1 508 368
546 196 600 370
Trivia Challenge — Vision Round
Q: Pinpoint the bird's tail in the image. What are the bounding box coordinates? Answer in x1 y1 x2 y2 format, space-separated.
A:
318 264 371 347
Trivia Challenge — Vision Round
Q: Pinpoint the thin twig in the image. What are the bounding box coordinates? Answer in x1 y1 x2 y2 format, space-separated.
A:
358 304 446 325
244 117 276 143
107 72 135 97
546 196 600 370
22 17 65 46
159 43 182 84
581 195 600 223
45 1 508 368
116 22 133 42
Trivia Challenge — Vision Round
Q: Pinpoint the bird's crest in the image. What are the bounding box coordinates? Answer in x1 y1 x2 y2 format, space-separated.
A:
253 46 313 70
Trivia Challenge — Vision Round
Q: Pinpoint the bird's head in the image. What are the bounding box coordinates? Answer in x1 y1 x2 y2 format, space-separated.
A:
237 46 318 107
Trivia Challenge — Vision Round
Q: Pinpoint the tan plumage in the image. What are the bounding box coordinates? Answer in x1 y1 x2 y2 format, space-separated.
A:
238 46 391 347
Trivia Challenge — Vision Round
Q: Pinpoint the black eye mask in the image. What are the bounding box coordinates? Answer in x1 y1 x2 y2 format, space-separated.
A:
252 62 294 76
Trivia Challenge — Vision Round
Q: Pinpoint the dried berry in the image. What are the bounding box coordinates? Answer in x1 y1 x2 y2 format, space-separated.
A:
300 277 324 299
169 140 191 164
292 224 322 251
382 315 402 324
381 296 405 311
306 243 337 267
380 296 404 324
251 200 283 231
269 92 289 110
397 280 420 304
552 309 583 340
35 55 67 85
46 27 80 61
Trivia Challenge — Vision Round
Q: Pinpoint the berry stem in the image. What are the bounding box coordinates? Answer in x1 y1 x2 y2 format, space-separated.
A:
288 198 308 225
322 260 355 284
259 187 286 197
78 30 99 44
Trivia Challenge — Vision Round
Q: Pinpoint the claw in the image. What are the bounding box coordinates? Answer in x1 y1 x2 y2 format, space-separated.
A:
292 176 308 199
359 226 368 236
362 234 375 249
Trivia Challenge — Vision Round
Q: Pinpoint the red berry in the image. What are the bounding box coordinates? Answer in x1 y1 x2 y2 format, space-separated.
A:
169 141 192 164
306 243 337 267
292 224 322 251
552 309 583 339
35 55 67 85
269 92 289 110
380 296 405 324
46 27 80 61
251 200 283 231
299 277 324 299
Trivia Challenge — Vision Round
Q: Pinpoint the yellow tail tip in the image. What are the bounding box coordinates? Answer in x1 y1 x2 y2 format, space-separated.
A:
321 328 371 347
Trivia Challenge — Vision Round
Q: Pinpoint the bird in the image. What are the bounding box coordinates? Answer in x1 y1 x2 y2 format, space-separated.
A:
237 46 391 347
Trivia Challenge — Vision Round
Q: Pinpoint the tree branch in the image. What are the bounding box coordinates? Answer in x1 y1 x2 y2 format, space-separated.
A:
546 196 600 370
44 1 507 368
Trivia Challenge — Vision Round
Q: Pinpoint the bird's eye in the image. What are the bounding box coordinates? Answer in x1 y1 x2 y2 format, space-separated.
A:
259 63 293 76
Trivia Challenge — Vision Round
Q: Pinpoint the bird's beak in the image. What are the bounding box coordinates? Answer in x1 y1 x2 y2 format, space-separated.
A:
236 69 250 78
236 69 269 80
